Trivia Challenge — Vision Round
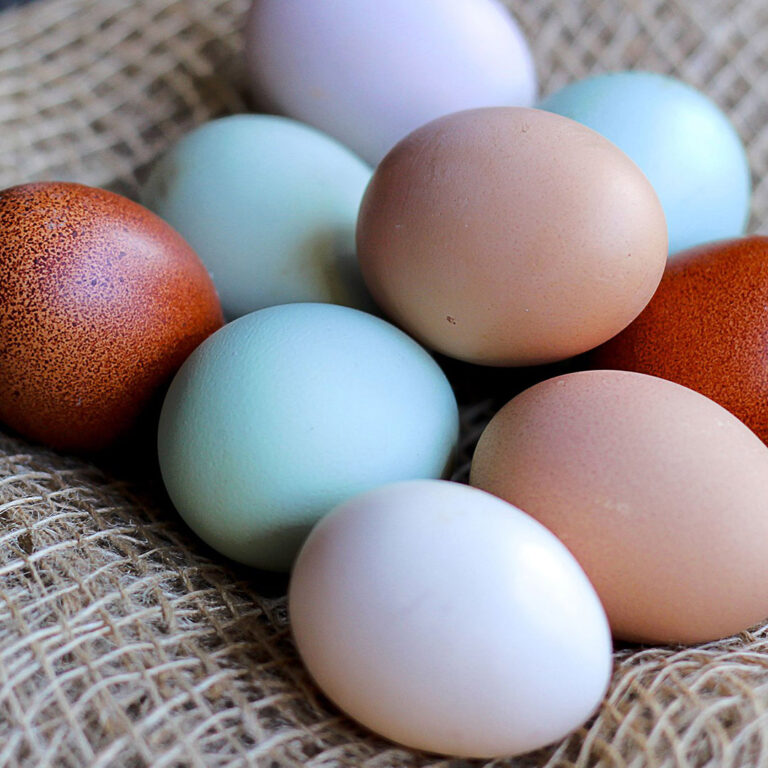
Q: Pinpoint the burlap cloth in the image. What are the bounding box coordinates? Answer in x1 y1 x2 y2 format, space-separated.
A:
1 0 768 765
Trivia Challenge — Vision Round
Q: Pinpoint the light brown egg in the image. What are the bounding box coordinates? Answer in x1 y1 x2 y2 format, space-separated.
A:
470 370 768 645
356 107 667 366
0 182 224 452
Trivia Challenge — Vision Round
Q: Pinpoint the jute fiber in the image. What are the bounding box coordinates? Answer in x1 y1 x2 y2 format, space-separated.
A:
1 0 768 766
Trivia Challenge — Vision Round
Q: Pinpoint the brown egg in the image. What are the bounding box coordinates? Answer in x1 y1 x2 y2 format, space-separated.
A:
0 182 224 451
470 370 768 645
356 107 668 366
591 236 768 443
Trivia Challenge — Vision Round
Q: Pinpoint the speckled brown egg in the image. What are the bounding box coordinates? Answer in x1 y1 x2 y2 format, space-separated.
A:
356 107 668 366
591 236 768 444
0 182 224 451
470 370 768 645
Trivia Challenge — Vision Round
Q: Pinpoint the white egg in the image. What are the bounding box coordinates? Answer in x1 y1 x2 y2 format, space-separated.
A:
289 480 612 758
245 0 537 164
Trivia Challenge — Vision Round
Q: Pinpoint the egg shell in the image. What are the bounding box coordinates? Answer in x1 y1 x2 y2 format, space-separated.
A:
356 107 668 366
470 370 768 645
0 182 223 452
591 236 768 443
244 0 536 164
289 479 612 758
157 303 459 571
539 71 751 256
141 115 374 320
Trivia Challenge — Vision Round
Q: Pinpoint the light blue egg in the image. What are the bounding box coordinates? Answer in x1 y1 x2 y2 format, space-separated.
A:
157 303 459 571
141 114 374 319
539 71 751 256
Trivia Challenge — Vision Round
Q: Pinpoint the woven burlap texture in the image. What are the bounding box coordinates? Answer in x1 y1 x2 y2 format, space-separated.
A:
1 0 768 766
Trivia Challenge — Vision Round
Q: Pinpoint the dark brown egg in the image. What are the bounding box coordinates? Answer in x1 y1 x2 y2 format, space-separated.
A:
0 182 224 451
591 236 768 443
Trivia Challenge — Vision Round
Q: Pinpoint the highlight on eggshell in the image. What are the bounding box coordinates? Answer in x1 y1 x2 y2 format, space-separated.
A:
289 479 612 758
245 0 537 164
0 181 224 452
356 106 668 366
590 235 768 444
470 369 768 645
141 114 375 321
540 71 751 256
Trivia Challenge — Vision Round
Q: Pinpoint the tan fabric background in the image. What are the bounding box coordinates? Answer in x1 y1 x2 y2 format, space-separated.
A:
1 1 768 766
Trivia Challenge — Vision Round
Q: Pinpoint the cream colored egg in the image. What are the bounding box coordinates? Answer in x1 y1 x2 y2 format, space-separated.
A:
289 480 612 757
245 0 536 164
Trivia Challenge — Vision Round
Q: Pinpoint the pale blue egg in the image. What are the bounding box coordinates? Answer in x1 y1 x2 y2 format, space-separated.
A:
157 303 459 571
539 71 751 256
141 114 374 319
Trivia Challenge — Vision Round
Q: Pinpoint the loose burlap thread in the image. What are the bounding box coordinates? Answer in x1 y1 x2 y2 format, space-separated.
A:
2 1 768 766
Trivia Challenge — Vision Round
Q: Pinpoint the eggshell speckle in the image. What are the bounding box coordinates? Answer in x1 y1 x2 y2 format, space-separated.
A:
157 303 459 571
470 370 768 645
290 480 612 757
591 236 768 444
245 0 536 164
356 107 668 366
0 182 224 451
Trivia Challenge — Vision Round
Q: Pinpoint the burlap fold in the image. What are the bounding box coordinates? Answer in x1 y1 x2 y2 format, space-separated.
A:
2 0 768 765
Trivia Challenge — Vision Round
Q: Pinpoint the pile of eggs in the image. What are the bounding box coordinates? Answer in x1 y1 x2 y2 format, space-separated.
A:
2 0 767 759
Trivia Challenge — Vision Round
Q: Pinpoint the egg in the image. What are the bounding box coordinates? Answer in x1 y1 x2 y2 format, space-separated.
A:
157 303 459 571
591 236 768 443
356 107 668 366
0 182 223 452
470 370 768 645
141 115 374 320
289 479 612 758
244 0 536 165
539 71 751 256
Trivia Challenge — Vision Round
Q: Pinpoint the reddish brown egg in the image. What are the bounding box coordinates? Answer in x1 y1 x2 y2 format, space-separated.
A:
0 182 224 451
591 236 768 443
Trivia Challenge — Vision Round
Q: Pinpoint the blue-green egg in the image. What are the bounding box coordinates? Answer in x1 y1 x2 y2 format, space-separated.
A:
539 71 751 256
141 114 374 318
157 303 459 571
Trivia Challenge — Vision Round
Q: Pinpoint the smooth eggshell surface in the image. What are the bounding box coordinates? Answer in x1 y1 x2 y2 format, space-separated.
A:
591 236 768 444
157 303 459 571
245 0 536 164
470 370 768 645
356 107 668 366
141 115 374 320
0 182 223 452
289 480 612 758
540 71 751 256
